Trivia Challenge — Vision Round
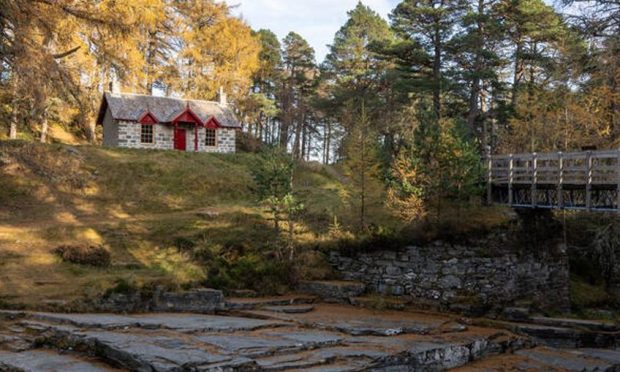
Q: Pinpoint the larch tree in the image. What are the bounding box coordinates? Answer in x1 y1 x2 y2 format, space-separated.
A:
2 0 147 141
342 103 382 231
176 0 260 102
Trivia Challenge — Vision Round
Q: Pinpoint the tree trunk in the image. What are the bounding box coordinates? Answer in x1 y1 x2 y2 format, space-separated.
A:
609 42 619 137
481 87 489 156
279 82 291 149
39 86 50 143
360 132 366 231
9 107 18 140
9 120 17 140
512 41 524 108
433 25 442 119
322 121 328 164
292 105 304 159
301 121 306 159
467 0 485 135
9 76 18 139
40 111 49 143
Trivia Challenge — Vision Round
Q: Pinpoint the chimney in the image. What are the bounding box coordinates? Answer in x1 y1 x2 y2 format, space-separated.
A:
108 75 121 94
218 86 227 106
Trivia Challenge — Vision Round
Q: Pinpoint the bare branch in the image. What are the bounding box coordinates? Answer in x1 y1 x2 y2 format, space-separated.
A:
52 46 80 59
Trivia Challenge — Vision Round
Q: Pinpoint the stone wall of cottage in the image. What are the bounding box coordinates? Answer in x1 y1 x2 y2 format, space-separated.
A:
117 122 174 150
195 128 235 153
116 122 235 153
328 242 570 312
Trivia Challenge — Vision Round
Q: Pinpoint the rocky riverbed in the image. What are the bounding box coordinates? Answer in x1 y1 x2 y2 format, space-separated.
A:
2 298 620 371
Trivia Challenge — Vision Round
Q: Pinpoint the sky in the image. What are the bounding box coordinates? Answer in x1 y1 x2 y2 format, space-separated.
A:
234 0 560 63
235 0 401 63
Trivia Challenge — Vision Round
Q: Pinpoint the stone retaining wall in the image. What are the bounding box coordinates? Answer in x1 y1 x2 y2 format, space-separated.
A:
329 243 570 312
96 288 225 313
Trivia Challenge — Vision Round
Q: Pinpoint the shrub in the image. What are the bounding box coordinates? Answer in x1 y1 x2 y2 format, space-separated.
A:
52 244 111 267
571 277 611 310
204 254 293 295
173 236 196 252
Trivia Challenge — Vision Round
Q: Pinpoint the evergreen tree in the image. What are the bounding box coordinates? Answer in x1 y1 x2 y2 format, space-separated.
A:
448 0 506 138
280 32 317 156
389 101 482 222
251 147 303 259
325 2 394 103
495 0 567 108
324 2 396 160
248 29 283 144
391 0 467 118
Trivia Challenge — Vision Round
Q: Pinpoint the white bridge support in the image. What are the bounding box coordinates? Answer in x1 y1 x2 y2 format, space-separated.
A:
488 150 620 211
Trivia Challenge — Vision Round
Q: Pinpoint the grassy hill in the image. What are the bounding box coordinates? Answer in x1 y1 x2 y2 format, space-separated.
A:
0 141 395 308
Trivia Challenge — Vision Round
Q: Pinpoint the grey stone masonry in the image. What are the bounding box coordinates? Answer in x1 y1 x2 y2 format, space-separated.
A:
328 242 570 312
116 122 236 153
117 121 173 151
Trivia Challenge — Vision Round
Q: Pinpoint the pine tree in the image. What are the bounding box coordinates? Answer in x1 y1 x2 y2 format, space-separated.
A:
324 2 396 158
247 29 282 143
280 32 317 155
496 0 567 108
391 0 467 118
449 0 506 138
325 2 394 102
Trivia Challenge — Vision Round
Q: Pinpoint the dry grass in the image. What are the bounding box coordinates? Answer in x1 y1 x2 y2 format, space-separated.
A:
0 141 398 307
0 141 509 307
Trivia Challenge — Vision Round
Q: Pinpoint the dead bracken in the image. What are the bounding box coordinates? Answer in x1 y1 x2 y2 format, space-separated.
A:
52 244 111 267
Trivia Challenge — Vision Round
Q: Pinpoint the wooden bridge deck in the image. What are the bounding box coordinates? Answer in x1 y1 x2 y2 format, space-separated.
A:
487 150 620 211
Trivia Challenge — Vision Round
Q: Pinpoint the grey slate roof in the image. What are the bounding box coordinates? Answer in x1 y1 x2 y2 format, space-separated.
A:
97 92 240 128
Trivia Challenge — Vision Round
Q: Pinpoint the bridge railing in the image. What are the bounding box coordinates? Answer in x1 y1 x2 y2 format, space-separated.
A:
487 150 620 211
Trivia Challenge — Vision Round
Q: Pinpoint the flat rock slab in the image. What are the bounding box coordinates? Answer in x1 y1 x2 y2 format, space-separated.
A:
25 312 288 332
76 331 239 371
530 316 620 332
0 306 527 371
493 320 619 348
0 350 120 372
225 295 317 310
195 329 342 358
516 348 620 371
262 305 315 314
455 347 620 371
244 304 463 336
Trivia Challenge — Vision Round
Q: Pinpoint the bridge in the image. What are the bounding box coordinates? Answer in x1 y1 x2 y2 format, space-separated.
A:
487 150 620 211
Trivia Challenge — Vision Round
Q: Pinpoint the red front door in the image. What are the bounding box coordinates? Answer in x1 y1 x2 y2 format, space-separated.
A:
174 128 186 151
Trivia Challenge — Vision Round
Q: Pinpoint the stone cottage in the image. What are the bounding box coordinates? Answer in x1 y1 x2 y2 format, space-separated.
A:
96 92 239 153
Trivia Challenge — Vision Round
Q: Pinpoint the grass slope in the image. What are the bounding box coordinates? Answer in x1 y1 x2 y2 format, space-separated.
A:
0 141 393 308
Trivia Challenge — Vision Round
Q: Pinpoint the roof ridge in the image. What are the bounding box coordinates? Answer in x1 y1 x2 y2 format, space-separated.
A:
105 91 222 106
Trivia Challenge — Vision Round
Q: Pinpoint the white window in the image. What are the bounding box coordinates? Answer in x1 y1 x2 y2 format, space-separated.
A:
141 124 154 144
205 128 217 147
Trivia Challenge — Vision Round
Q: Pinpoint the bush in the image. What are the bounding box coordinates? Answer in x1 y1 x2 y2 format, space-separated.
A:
204 254 293 295
52 244 111 267
571 277 611 310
